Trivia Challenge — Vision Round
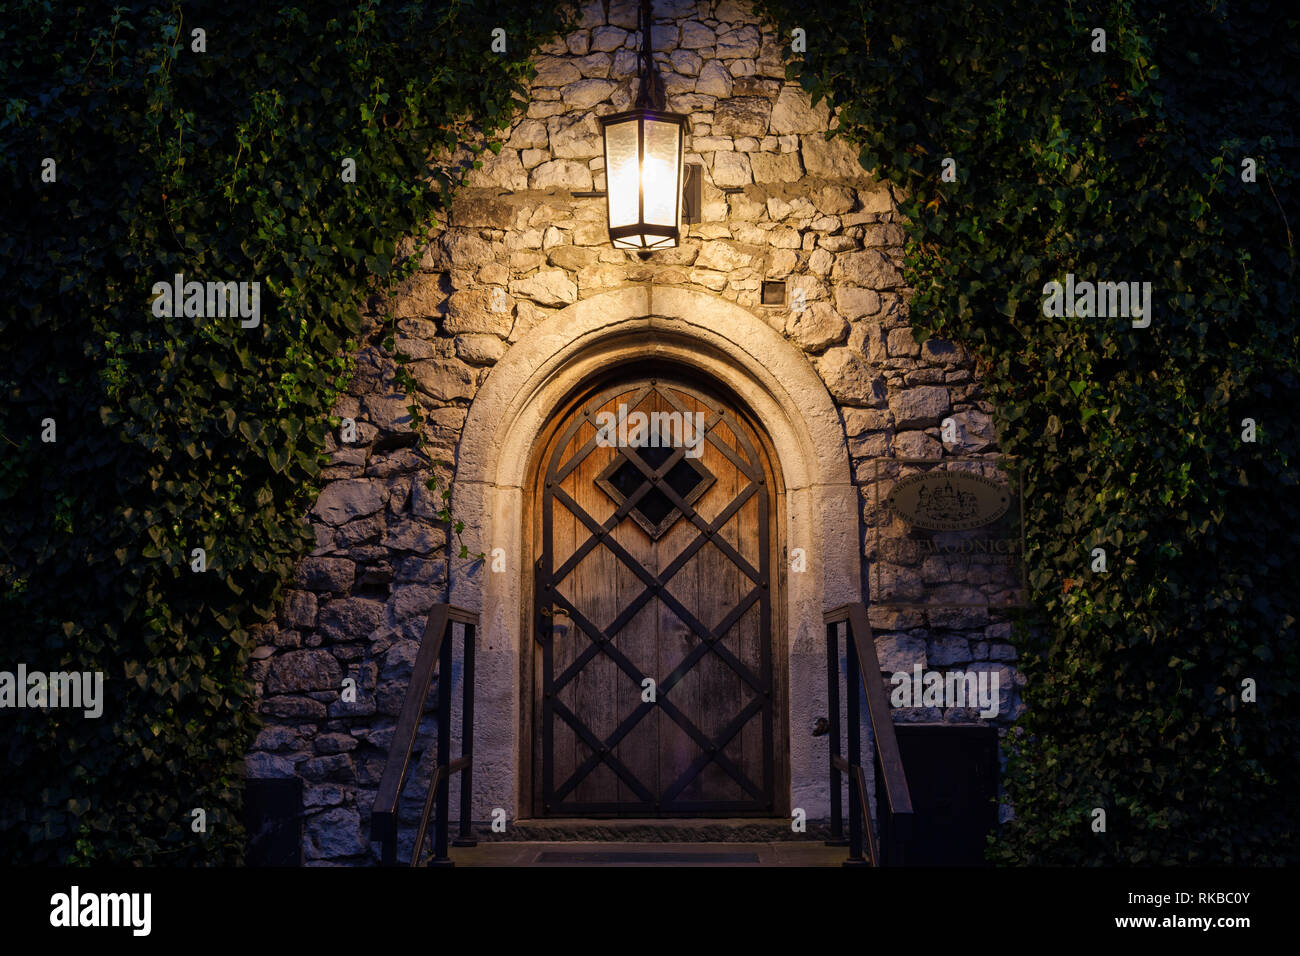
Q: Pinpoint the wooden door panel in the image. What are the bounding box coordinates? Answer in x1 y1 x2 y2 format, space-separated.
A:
535 376 775 815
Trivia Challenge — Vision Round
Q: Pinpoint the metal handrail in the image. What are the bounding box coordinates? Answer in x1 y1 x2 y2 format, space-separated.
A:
824 601 914 866
370 603 479 866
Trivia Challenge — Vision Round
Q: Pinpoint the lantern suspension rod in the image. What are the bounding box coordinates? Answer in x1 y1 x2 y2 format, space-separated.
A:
635 0 665 111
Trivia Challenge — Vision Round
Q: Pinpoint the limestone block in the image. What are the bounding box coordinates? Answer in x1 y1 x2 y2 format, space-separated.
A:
713 96 770 137
785 274 828 302
306 807 366 859
819 185 856 214
455 333 507 365
696 60 733 97
841 407 893 436
875 633 927 671
312 480 385 527
316 597 386 645
834 285 882 319
890 386 950 429
680 21 716 49
689 269 728 291
246 752 295 778
921 338 962 365
887 327 921 357
450 196 514 228
410 358 476 401
510 269 579 307
785 301 849 352
808 247 833 275
831 249 904 289
266 649 343 694
561 78 617 110
506 118 548 150
575 52 612 78
533 56 581 87
360 396 410 433
280 590 319 630
769 85 830 134
652 24 680 52
861 223 906 247
693 135 734 151
801 133 864 178
894 429 942 458
728 191 764 220
529 159 594 191
388 272 442 319
696 240 756 271
819 235 857 253
944 409 997 453
929 635 972 666
671 49 703 75
715 0 749 20
591 26 629 52
547 246 600 271
466 148 527 190
710 150 752 187
768 226 801 249
611 49 639 76
337 513 383 546
817 348 887 406
749 151 803 183
858 182 894 213
716 25 760 57
548 112 603 160
566 32 591 56
850 433 889 458
380 518 445 554
446 289 514 337
767 248 798 277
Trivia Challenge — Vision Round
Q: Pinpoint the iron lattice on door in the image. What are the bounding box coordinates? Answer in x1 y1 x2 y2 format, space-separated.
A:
537 378 775 815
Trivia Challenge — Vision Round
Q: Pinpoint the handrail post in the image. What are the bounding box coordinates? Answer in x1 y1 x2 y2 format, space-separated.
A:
825 621 846 846
875 753 889 865
844 617 867 866
453 621 477 848
430 620 455 867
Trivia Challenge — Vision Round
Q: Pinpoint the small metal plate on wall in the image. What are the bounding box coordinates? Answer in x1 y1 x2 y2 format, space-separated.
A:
682 163 703 224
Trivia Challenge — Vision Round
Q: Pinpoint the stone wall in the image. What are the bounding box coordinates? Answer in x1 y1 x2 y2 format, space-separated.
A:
245 0 1024 865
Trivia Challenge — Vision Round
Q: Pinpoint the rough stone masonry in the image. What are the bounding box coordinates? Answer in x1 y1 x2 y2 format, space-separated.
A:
245 0 1025 865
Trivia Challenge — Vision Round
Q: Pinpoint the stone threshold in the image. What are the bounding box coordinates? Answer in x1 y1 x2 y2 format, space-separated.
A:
469 817 833 843
447 840 849 867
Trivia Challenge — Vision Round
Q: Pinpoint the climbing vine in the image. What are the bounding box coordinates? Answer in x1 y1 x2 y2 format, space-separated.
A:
756 0 1299 862
0 0 568 863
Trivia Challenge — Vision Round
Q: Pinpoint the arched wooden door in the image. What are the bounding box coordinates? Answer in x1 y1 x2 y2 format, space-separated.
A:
530 373 779 816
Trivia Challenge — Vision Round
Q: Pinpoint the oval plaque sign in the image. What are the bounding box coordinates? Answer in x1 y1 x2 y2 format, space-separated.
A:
886 472 1011 531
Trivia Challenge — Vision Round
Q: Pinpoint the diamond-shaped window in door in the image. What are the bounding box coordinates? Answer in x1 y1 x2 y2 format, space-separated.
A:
596 444 715 539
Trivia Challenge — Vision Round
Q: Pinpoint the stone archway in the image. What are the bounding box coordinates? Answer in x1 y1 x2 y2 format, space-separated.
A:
451 285 858 821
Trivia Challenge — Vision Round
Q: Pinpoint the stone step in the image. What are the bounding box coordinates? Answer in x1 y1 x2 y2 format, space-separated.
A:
447 840 850 867
469 817 834 843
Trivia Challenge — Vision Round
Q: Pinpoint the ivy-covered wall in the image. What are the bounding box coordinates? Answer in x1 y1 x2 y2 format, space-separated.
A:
0 0 570 864
756 0 1299 863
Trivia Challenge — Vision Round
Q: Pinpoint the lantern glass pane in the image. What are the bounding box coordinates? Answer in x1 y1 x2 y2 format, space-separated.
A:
604 120 640 230
641 119 681 228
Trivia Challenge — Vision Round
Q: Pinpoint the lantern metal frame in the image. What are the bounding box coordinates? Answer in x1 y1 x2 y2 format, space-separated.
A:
598 110 688 250
597 0 689 252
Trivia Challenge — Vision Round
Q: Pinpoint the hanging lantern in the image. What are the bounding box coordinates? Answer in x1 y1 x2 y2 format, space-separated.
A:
598 0 688 251
599 110 688 250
